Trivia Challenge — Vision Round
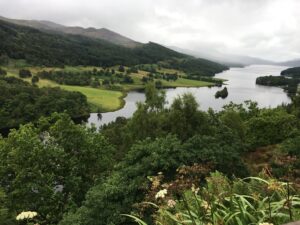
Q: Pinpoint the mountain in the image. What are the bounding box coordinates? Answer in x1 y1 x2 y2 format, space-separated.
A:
170 46 275 67
0 19 227 76
278 59 300 67
0 16 141 48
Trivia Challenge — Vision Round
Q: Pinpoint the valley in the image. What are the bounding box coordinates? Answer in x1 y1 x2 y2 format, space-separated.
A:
1 7 300 225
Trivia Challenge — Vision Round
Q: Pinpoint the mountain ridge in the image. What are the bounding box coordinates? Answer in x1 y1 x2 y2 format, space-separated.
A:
0 19 228 76
0 15 141 48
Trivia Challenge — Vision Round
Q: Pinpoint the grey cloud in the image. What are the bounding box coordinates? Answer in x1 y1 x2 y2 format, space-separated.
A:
0 0 299 61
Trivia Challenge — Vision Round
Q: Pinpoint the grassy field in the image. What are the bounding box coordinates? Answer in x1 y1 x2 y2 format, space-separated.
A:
37 79 125 112
161 78 213 87
3 62 216 112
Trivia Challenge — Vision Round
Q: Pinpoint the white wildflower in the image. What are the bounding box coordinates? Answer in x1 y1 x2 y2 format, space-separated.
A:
191 184 200 195
155 189 167 199
201 200 210 210
16 211 38 220
259 223 274 225
167 199 176 208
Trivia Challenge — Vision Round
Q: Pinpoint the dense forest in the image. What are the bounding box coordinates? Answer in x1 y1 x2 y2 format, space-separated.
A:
0 20 228 76
281 67 300 78
0 76 89 131
256 68 300 96
1 83 300 225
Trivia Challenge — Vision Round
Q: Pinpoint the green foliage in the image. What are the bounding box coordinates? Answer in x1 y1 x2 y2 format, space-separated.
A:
182 132 248 177
220 110 245 140
0 67 7 76
245 109 298 149
19 69 32 78
0 20 227 75
0 77 90 130
215 87 228 99
168 93 211 140
144 83 166 111
0 54 9 65
37 70 93 86
256 75 299 96
31 75 39 84
0 188 13 225
128 174 300 225
0 113 115 225
59 135 184 225
168 58 228 77
281 67 300 78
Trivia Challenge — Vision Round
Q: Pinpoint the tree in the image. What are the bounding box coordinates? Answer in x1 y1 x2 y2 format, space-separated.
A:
155 80 162 88
0 77 90 130
102 79 110 85
168 93 211 140
19 69 32 78
0 54 9 65
59 135 184 225
245 109 298 148
144 83 166 111
90 79 100 88
215 87 228 99
31 75 39 84
0 114 115 225
122 75 133 84
220 110 245 140
118 65 125 72
0 67 7 76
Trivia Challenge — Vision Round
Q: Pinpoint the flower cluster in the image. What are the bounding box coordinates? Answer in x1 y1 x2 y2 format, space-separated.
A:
191 184 200 194
16 211 38 220
167 199 176 208
155 189 168 199
258 223 273 225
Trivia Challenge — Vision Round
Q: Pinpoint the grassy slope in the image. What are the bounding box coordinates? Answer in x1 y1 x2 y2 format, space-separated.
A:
37 79 125 112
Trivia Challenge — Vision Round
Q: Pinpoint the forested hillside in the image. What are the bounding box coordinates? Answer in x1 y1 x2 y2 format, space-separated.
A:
0 19 227 76
281 67 300 78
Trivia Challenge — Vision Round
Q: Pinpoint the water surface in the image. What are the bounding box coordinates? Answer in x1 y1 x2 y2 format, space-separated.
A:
88 65 291 127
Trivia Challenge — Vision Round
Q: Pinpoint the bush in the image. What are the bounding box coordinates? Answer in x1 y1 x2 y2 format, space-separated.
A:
19 69 32 78
127 174 300 225
215 87 228 98
31 75 39 84
0 67 6 76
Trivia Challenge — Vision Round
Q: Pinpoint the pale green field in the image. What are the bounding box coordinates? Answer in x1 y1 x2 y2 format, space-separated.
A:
161 78 213 87
37 79 124 112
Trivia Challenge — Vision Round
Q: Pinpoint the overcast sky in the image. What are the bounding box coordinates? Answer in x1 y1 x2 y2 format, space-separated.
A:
0 0 299 61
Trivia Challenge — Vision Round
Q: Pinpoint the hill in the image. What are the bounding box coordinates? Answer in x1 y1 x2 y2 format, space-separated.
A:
0 19 228 76
279 59 300 67
0 16 141 48
281 67 300 78
170 46 275 67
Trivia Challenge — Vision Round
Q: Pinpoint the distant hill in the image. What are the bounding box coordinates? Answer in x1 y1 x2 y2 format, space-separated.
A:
0 19 227 76
281 67 300 78
0 16 141 48
278 59 300 67
170 46 275 67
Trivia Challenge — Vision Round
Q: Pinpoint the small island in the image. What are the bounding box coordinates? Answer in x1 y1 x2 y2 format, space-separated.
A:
215 87 228 99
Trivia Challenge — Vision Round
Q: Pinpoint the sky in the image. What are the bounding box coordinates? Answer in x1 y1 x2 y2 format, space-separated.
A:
0 0 299 61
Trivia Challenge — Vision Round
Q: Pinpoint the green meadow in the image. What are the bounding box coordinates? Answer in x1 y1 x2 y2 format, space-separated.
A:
4 63 215 112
